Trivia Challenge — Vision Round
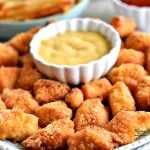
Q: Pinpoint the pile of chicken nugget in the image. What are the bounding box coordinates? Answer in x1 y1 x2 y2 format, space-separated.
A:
0 15 150 150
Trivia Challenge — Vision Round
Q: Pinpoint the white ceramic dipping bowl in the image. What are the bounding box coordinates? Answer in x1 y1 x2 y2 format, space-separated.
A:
112 0 150 32
30 18 121 85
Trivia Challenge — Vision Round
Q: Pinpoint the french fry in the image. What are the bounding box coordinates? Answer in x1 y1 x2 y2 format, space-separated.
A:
0 0 75 21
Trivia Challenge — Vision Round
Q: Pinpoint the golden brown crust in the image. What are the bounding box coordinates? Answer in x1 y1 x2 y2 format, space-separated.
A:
82 78 112 100
8 26 41 55
0 42 19 66
108 63 148 91
110 16 136 38
35 101 72 127
0 109 39 141
34 79 70 104
135 76 150 111
0 66 20 92
15 67 43 90
74 99 109 131
146 46 150 73
19 53 35 68
120 40 125 49
125 31 150 52
2 88 39 114
65 88 84 109
109 82 136 116
68 126 122 150
22 118 74 150
115 48 145 66
0 96 6 110
105 111 150 145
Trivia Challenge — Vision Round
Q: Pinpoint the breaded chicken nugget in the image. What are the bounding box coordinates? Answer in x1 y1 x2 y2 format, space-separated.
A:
109 82 136 116
34 79 70 104
35 101 72 127
108 63 148 91
0 109 39 141
146 46 150 73
0 42 18 66
2 88 39 114
68 126 122 150
65 88 84 109
16 66 43 90
19 53 35 68
82 78 112 100
74 99 109 131
110 16 136 38
121 40 125 49
0 66 20 92
115 48 145 66
135 76 150 111
105 111 150 144
8 26 41 55
22 118 74 150
125 31 150 52
0 96 6 110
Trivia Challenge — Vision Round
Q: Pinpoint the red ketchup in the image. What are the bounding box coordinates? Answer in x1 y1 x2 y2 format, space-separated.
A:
122 0 150 7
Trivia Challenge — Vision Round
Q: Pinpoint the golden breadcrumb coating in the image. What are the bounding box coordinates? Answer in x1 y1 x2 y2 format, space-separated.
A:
135 76 150 111
82 78 112 100
0 42 19 66
68 126 122 150
16 66 43 90
125 31 150 52
35 101 72 127
0 109 39 141
0 96 6 110
115 48 145 66
34 79 70 104
146 46 150 73
8 26 41 55
109 82 136 116
19 53 35 68
22 118 74 150
110 16 136 38
0 66 20 92
120 40 125 49
74 99 109 131
105 111 150 145
65 88 84 109
108 63 148 91
2 88 39 114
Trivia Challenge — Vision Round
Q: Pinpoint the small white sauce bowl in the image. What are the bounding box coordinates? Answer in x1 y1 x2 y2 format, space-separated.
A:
30 18 121 85
112 0 150 32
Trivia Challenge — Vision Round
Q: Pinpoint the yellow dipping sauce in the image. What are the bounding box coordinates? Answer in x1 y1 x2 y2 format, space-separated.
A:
38 31 111 66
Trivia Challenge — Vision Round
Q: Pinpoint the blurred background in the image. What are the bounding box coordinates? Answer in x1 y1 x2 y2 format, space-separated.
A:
0 0 115 41
82 0 114 22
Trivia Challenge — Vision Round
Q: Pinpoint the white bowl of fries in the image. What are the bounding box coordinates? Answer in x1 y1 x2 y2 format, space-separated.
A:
0 0 89 39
